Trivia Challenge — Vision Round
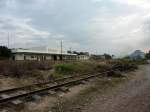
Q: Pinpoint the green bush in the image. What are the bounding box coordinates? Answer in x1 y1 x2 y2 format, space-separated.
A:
95 64 111 72
0 46 11 60
54 61 111 75
54 64 75 74
112 59 148 65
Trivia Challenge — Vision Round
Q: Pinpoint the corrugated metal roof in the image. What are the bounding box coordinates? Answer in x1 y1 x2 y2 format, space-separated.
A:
11 49 77 56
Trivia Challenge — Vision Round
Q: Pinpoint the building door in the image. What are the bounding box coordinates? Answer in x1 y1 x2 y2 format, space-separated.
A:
44 56 46 60
59 55 62 60
53 55 57 61
24 56 26 60
12 56 15 60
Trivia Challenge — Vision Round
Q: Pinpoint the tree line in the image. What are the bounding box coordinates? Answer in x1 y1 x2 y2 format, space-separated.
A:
146 51 150 59
0 46 11 60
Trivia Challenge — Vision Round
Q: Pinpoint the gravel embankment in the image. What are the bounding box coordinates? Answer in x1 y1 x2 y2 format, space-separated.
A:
82 65 150 112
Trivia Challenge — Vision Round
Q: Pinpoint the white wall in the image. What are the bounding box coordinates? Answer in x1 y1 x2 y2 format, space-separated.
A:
46 55 53 60
14 54 24 60
13 53 88 61
78 55 89 60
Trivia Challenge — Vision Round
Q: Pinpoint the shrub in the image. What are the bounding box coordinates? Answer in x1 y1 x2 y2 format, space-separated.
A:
106 71 124 77
54 61 111 75
54 64 75 74
0 46 11 60
95 63 111 72
0 61 52 77
111 59 148 65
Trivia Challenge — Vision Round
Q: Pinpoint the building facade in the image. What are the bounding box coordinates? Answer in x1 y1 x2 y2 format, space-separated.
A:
77 55 90 60
11 46 89 61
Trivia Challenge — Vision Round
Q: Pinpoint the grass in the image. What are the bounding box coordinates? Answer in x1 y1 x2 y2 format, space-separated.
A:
112 59 148 65
0 61 110 90
54 64 76 74
54 61 111 75
0 61 52 77
0 60 123 90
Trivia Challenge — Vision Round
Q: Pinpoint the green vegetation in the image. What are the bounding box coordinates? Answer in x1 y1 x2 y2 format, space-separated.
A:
112 58 148 65
0 46 11 60
54 63 76 74
50 72 63 79
146 51 150 59
54 61 111 75
0 61 52 78
0 60 110 79
0 59 140 83
104 53 113 59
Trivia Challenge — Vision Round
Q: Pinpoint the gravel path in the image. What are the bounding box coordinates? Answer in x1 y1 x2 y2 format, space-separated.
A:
82 65 150 112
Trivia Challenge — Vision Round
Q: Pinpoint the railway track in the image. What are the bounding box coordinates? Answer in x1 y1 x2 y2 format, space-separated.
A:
0 71 96 94
0 70 114 105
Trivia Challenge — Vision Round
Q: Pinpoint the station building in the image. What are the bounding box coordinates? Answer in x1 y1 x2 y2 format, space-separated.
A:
11 46 89 61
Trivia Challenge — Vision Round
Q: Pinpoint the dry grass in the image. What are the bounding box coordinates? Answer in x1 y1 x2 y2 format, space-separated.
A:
0 76 35 90
54 61 111 75
0 60 113 92
0 61 52 77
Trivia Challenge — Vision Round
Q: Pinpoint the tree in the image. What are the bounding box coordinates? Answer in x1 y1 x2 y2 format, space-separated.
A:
67 51 72 54
145 51 150 59
72 51 80 55
123 56 130 59
104 53 112 59
0 46 11 59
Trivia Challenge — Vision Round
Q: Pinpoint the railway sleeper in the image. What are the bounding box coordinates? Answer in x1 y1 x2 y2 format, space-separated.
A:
48 90 56 95
0 94 10 99
54 87 69 93
81 80 89 84
11 99 23 105
32 95 41 101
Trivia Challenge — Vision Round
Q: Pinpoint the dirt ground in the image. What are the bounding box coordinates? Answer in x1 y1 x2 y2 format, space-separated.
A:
81 64 150 112
1 64 149 112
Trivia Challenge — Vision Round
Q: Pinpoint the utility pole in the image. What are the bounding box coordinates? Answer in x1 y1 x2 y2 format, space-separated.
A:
70 47 72 52
60 40 63 60
7 32 10 48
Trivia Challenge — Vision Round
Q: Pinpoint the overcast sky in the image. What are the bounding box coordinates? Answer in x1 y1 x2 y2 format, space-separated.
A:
0 0 150 56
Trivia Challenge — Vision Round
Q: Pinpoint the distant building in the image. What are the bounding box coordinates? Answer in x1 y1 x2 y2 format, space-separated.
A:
130 50 145 60
77 54 90 60
90 55 106 60
90 54 113 60
70 51 90 60
11 46 89 61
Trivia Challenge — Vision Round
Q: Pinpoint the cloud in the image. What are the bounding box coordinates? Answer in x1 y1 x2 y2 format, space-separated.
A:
113 0 150 9
0 16 51 47
0 0 150 56
83 0 150 55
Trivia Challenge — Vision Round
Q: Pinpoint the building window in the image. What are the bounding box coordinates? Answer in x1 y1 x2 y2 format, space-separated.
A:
31 56 34 58
24 56 26 60
12 56 15 60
